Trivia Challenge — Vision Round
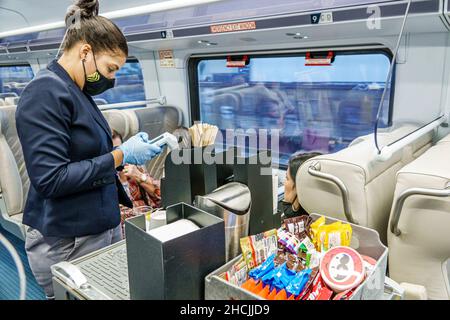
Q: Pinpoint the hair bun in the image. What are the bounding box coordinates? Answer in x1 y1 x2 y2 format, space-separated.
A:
66 0 99 24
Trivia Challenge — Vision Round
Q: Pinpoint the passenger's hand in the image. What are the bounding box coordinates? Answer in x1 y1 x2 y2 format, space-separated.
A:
123 165 142 182
118 132 162 165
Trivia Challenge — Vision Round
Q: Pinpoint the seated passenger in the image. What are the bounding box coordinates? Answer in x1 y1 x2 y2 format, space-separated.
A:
282 152 322 219
112 130 161 237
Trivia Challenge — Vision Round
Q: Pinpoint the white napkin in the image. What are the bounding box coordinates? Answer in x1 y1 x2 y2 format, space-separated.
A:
147 219 200 242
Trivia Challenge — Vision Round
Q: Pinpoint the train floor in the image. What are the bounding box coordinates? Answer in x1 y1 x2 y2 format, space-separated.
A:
0 226 45 300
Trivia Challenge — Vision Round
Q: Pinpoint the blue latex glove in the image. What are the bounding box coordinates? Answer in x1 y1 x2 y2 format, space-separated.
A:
118 132 162 166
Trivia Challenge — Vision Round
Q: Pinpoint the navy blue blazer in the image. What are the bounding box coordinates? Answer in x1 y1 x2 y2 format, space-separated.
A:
16 59 132 238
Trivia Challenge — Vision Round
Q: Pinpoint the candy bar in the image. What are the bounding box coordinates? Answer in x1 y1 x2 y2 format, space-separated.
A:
282 215 311 236
305 273 326 300
277 228 302 254
240 229 278 270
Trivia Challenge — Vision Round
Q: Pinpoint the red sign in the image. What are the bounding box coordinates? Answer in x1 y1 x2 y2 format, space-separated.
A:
305 51 334 66
226 55 249 68
211 21 256 34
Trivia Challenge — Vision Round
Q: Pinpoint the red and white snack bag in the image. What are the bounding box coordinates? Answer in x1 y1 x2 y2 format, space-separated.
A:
305 273 326 300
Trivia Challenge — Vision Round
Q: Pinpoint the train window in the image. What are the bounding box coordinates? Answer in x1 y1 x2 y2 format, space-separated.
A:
190 51 393 167
0 64 34 101
95 58 146 106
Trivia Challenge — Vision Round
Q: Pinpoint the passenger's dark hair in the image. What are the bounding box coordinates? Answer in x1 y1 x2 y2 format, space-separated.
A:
63 0 128 57
288 152 322 185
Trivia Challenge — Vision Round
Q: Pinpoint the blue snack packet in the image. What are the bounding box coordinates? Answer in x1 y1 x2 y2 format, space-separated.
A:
261 263 283 286
271 263 297 291
249 254 276 280
285 268 313 297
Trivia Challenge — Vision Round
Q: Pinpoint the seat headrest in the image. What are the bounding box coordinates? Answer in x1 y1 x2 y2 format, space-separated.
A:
102 109 132 140
398 139 450 183
133 106 183 138
309 125 433 183
296 125 433 241
436 132 450 145
0 106 16 136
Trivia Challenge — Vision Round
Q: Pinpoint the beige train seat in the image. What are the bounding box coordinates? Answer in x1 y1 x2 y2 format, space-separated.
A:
102 108 136 140
102 106 183 180
436 133 450 144
296 126 433 244
4 96 19 106
0 98 5 106
102 106 183 140
388 133 450 300
0 106 28 239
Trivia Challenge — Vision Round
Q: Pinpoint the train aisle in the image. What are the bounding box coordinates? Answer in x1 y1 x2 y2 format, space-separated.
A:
0 226 45 300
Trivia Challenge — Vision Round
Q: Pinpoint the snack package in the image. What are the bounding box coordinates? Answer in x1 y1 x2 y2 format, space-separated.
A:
285 268 313 297
225 257 248 286
274 289 288 300
305 273 327 300
257 285 271 299
297 267 320 300
277 228 302 254
300 235 315 253
324 222 352 250
317 222 341 251
248 280 264 294
282 215 312 237
261 263 286 287
241 278 258 291
311 218 352 252
309 216 326 249
306 250 322 269
286 254 303 272
274 251 288 267
271 263 297 291
248 254 276 280
240 229 278 270
267 288 278 300
316 285 334 300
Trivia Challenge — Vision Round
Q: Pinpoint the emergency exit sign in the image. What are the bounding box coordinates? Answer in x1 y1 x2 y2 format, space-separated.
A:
311 12 334 24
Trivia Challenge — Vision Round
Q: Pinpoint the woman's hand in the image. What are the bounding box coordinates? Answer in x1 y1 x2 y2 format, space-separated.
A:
117 132 162 166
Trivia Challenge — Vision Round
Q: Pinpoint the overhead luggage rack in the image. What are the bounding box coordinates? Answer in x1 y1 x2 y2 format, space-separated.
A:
0 0 442 57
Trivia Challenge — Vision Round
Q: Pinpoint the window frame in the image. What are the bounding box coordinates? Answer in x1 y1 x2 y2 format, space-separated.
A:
188 48 396 167
0 63 35 81
0 63 35 100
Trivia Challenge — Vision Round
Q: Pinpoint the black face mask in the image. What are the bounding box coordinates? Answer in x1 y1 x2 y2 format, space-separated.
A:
82 53 115 96
280 195 298 218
